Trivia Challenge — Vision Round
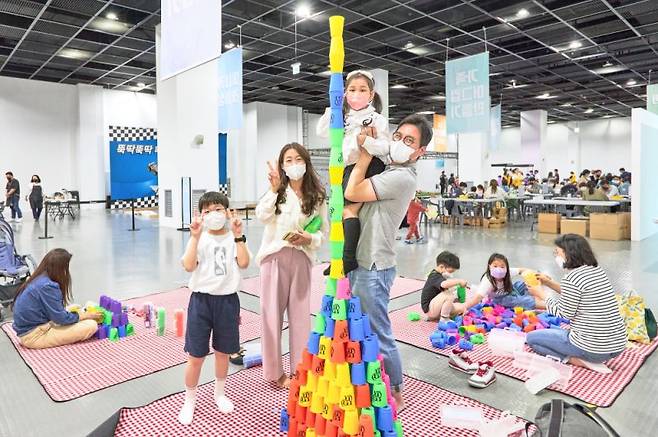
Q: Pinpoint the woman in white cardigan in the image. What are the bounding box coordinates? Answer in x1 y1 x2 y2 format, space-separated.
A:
255 142 328 388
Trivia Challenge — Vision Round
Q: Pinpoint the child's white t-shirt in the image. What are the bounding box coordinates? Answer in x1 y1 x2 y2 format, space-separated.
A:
476 268 521 298
184 232 249 295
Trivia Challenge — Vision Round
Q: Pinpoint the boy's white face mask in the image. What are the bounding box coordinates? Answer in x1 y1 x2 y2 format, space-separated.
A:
203 211 226 231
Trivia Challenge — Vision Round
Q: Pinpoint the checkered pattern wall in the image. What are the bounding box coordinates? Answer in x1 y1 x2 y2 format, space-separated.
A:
218 183 229 196
109 126 157 141
111 195 158 210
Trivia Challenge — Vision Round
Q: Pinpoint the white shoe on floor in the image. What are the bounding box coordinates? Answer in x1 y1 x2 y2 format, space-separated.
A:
448 348 479 374
178 399 196 425
215 395 234 413
468 361 497 388
14 217 22 223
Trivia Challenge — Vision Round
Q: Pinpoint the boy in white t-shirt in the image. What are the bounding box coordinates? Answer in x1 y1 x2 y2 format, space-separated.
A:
178 192 250 425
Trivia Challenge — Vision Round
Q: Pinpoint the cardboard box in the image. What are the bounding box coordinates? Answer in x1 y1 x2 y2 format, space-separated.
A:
561 218 589 237
590 224 626 241
588 213 630 240
484 218 506 228
538 213 561 234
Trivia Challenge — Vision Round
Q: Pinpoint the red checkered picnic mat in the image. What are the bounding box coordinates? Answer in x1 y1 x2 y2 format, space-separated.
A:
391 303 658 407
112 364 531 437
242 263 425 312
1 288 274 402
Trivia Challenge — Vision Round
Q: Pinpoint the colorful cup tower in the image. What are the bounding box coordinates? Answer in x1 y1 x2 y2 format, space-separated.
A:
281 16 403 437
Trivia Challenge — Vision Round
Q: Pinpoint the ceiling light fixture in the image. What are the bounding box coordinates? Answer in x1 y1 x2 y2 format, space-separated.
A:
404 42 415 50
136 82 146 88
547 120 556 124
391 84 408 89
517 8 530 18
389 104 397 107
106 12 118 21
603 115 614 118
418 110 435 115
626 79 637 86
584 108 594 114
291 61 301 75
224 41 235 49
430 95 446 100
295 5 311 18
536 93 552 99
569 41 582 49
602 61 613 67
560 103 572 107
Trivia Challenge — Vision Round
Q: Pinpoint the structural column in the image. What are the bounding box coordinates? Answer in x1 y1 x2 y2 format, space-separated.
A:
520 109 547 174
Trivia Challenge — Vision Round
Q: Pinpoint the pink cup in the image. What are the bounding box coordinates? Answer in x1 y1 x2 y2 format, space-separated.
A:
336 278 351 299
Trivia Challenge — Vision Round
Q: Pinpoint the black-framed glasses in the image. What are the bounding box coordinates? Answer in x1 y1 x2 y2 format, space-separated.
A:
392 131 416 147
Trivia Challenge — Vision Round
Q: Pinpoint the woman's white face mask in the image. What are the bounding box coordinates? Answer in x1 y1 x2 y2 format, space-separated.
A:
283 163 306 181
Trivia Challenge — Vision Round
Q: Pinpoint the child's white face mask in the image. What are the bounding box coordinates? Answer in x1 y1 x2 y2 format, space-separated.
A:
203 211 226 231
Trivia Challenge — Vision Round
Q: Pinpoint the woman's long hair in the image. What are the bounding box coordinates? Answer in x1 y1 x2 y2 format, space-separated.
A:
587 180 596 195
12 249 73 308
481 253 513 293
275 143 327 216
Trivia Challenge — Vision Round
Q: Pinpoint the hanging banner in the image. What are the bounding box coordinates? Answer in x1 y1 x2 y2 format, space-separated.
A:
446 52 490 134
160 0 221 80
647 84 658 115
433 114 447 152
489 104 501 151
218 47 243 132
109 126 158 201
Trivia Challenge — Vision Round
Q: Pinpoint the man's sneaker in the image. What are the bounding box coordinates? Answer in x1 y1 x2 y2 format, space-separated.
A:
404 239 414 244
448 348 479 374
468 361 497 388
14 217 22 223
417 236 424 243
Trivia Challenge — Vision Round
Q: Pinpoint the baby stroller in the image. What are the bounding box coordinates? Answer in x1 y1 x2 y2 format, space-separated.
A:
0 206 36 321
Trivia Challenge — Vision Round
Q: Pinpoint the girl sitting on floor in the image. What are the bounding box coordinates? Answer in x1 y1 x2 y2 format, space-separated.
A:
463 253 545 311
12 248 102 349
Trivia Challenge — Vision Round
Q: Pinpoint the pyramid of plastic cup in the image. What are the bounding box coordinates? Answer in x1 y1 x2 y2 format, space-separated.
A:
280 15 403 437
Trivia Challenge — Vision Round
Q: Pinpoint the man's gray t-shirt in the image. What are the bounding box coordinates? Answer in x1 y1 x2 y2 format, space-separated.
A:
356 163 417 270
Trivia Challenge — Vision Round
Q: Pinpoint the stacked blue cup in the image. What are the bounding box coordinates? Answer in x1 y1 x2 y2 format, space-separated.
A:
362 334 379 362
321 295 334 317
351 362 366 385
349 317 365 341
347 296 362 319
376 405 394 432
307 332 321 354
324 316 336 338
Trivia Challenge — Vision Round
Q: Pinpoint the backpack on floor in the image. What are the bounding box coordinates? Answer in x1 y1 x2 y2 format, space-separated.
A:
531 399 620 437
616 290 651 344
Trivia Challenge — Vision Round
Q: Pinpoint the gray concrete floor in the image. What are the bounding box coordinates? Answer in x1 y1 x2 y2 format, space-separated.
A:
1 208 656 436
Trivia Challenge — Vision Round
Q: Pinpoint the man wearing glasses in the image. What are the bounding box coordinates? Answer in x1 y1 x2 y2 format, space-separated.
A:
345 114 432 410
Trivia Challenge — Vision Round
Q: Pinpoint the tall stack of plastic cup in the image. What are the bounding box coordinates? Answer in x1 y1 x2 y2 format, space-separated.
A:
280 15 404 437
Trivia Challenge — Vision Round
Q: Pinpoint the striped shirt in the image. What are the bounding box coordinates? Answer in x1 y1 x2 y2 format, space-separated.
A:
546 265 627 355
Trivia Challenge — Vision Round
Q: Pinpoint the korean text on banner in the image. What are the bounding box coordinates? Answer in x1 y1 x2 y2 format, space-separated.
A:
647 84 658 116
489 104 501 150
160 0 221 80
218 47 243 132
109 139 158 201
446 52 490 134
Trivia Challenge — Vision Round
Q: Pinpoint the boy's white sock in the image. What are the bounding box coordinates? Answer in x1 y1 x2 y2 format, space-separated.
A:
214 378 234 413
178 387 197 425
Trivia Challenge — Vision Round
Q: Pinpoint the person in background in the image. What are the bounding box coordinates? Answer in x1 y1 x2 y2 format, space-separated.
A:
27 175 44 221
476 184 485 198
554 169 560 183
569 171 577 184
448 173 455 187
578 170 590 185
526 234 626 371
11 249 102 349
602 181 618 197
618 175 631 196
581 180 609 201
485 179 504 199
560 181 579 196
404 195 427 244
5 171 22 223
440 171 447 196
420 251 468 322
619 167 631 181
527 178 541 194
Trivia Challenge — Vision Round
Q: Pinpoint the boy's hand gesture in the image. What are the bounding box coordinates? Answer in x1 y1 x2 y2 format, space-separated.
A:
267 160 281 193
227 209 243 237
189 212 203 238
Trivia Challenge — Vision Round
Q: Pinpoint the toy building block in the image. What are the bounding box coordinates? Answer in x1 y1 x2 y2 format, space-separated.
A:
109 327 119 342
125 323 135 336
406 312 421 322
157 307 165 335
244 354 262 369
470 333 485 344
174 309 184 337
456 285 466 303
458 339 474 351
